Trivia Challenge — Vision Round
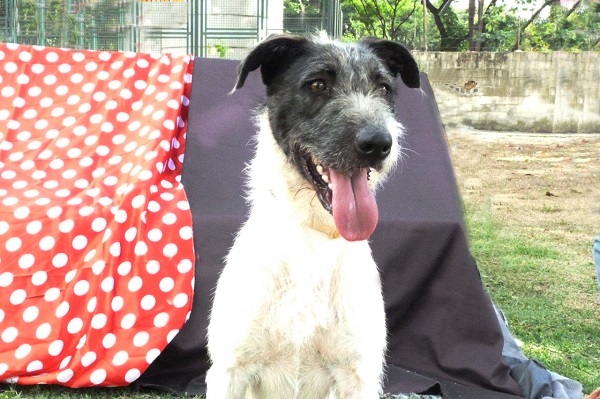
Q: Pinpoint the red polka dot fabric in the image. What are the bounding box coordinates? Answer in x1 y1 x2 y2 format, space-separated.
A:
0 43 195 387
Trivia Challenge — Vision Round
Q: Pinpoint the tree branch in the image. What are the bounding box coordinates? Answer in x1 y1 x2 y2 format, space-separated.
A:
511 0 560 50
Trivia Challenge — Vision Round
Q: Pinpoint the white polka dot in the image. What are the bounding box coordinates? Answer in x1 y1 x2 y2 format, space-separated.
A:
140 295 156 311
163 243 178 257
55 85 68 95
0 221 9 235
159 277 175 292
1 86 15 97
10 289 27 305
147 228 163 242
65 269 77 283
127 276 143 293
92 260 106 275
163 120 175 130
15 344 32 359
18 253 35 269
0 363 7 376
27 360 43 373
36 323 52 339
23 306 39 322
135 241 148 256
48 340 64 356
52 253 68 268
147 201 161 212
102 333 116 349
67 318 84 334
31 271 47 286
154 312 169 328
1 327 18 343
124 227 137 242
4 61 19 73
173 293 189 308
101 121 114 133
81 351 96 367
91 314 107 329
167 329 180 342
146 348 161 364
146 260 160 274
0 271 14 288
70 73 84 84
46 51 59 62
112 350 129 366
59 356 72 370
72 52 85 62
42 179 58 189
6 237 22 252
59 219 75 233
44 287 61 302
109 242 121 257
111 296 124 312
13 206 30 219
55 301 70 318
125 368 141 383
101 276 115 293
91 217 107 232
57 369 73 383
132 331 149 348
79 206 95 217
46 206 63 218
39 236 56 251
72 235 88 250
121 313 137 329
179 226 193 240
87 296 97 312
90 369 107 385
74 280 90 296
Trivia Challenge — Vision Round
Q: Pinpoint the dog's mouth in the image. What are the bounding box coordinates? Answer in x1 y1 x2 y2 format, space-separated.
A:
301 153 333 213
300 153 379 242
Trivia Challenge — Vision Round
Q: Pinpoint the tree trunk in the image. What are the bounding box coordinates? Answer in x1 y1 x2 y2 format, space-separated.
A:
468 0 475 50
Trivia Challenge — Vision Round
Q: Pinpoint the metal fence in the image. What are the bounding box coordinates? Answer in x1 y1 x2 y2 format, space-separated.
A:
0 0 342 58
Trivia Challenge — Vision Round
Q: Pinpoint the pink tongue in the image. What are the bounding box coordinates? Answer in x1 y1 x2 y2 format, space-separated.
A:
329 168 378 241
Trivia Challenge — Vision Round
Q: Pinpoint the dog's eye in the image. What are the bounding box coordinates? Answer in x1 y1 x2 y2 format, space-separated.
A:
377 83 392 96
308 80 327 93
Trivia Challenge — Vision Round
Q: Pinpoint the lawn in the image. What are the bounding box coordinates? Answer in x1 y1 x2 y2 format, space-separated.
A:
466 204 600 392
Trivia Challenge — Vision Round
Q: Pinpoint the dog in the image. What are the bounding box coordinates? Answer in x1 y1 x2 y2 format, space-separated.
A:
206 33 420 399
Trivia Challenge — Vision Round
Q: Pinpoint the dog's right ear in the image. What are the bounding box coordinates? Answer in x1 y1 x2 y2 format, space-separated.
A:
234 33 309 91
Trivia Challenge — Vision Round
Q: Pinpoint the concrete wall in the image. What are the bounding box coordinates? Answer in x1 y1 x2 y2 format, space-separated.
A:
412 51 600 133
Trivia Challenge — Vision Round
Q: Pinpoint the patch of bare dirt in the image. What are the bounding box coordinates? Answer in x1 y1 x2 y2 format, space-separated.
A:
446 128 600 279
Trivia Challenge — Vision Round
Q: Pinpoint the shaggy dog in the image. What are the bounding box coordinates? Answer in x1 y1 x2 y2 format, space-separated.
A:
206 33 420 399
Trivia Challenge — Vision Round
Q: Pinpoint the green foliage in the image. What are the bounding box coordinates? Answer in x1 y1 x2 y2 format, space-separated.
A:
520 3 600 51
341 0 599 51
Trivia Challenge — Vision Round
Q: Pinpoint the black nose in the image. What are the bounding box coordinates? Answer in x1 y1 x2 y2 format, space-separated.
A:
355 126 393 162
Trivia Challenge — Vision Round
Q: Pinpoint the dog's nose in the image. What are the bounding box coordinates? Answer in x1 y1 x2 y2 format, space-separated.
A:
355 127 393 162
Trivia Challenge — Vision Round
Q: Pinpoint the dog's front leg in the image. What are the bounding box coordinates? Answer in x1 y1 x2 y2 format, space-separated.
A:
205 364 252 399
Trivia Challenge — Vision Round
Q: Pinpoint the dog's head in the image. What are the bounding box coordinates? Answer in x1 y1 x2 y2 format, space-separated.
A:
236 34 420 241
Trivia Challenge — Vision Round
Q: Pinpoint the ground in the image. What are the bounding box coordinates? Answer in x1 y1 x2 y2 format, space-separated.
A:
447 129 600 248
445 127 600 391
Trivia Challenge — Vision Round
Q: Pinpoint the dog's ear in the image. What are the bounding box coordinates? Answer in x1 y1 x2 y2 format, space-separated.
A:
360 37 420 89
235 33 309 91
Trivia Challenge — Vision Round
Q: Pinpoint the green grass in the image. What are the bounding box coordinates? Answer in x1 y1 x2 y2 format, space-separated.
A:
465 204 600 392
1 205 598 398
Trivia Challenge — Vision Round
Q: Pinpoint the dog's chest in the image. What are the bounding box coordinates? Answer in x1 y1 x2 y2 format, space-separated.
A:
261 236 373 345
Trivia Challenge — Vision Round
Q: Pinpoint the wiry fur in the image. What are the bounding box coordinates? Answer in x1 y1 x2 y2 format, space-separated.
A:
206 34 420 399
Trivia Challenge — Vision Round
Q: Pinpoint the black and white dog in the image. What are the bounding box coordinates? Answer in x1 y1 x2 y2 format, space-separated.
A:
206 33 420 399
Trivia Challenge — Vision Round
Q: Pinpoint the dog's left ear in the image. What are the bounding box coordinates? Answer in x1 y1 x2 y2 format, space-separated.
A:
235 33 309 91
360 37 420 89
